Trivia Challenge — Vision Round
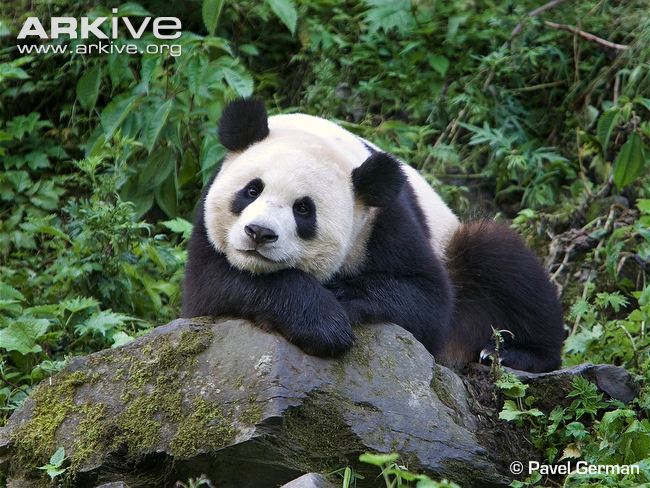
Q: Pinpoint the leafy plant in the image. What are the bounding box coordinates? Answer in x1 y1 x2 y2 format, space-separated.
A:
1 1 650 486
355 452 459 488
37 447 67 480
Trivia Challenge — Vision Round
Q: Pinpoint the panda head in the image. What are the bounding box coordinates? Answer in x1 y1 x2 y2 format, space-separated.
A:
203 98 405 281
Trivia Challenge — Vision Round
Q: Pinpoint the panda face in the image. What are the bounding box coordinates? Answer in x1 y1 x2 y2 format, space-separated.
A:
203 137 360 281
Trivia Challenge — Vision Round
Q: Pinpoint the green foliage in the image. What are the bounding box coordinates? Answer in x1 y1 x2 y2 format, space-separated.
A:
37 446 68 480
498 373 650 486
1 0 650 486
336 452 459 488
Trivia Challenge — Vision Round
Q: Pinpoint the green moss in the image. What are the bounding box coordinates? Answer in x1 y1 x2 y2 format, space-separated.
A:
112 396 162 453
281 394 363 472
170 398 236 458
12 371 89 468
111 328 213 456
333 327 376 382
121 328 213 402
430 367 457 411
396 334 415 346
70 403 108 470
11 326 222 481
240 400 264 426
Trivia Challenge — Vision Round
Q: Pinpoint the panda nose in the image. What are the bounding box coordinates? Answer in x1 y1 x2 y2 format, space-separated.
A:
244 224 278 244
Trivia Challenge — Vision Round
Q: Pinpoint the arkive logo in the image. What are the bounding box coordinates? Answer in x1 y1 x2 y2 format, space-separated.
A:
18 10 181 40
16 9 183 57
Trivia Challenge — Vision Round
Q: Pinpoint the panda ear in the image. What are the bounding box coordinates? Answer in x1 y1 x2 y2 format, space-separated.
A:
352 152 405 207
218 98 269 151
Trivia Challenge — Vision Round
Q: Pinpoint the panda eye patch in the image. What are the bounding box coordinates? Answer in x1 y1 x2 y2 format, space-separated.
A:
293 197 317 240
230 178 264 215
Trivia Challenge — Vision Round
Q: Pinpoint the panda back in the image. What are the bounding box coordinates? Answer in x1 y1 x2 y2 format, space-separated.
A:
401 164 459 258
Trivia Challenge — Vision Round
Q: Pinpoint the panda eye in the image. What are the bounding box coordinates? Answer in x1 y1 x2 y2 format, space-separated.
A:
294 201 310 216
247 184 261 198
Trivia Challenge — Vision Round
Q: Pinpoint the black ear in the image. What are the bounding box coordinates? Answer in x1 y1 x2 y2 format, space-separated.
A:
352 152 405 207
218 98 269 151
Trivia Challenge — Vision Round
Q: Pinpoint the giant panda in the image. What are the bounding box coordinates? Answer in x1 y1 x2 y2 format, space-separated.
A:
182 98 565 373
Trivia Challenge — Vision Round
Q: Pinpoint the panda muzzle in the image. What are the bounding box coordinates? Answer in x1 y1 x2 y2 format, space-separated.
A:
244 224 279 245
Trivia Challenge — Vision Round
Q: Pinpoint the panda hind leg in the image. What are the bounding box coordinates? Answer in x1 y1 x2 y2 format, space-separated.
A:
479 342 561 373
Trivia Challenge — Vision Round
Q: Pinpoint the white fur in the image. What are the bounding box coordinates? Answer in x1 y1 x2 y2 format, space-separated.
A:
204 113 459 281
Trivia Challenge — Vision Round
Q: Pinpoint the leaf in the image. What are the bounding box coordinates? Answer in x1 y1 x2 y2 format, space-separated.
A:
111 331 134 348
202 0 225 36
613 133 646 190
499 401 542 422
116 2 152 16
161 218 193 239
76 65 102 111
200 137 226 183
363 0 414 34
635 97 650 112
0 282 25 302
428 54 449 76
75 310 130 337
142 99 173 153
596 108 620 152
358 452 399 466
24 151 50 170
637 199 650 214
136 148 176 193
266 0 298 35
222 67 254 97
559 443 582 461
0 318 49 354
155 171 179 218
495 373 528 399
0 63 29 83
60 297 99 314
50 446 65 466
100 96 137 142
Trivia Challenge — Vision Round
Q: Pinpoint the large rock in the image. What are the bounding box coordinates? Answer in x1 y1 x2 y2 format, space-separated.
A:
0 319 637 487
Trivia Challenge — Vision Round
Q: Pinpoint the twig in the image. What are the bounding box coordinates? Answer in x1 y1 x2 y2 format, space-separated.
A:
550 243 575 283
572 277 593 335
511 0 572 37
576 177 613 218
0 376 19 390
543 21 629 50
511 80 566 92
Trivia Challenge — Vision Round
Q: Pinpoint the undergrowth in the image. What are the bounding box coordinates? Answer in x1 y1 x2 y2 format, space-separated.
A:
1 0 649 486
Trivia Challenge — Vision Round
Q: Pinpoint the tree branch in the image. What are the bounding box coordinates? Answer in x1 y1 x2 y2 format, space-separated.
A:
511 0 572 37
543 21 629 50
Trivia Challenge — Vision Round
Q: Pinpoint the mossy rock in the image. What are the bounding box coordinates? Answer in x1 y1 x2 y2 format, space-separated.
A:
4 319 631 487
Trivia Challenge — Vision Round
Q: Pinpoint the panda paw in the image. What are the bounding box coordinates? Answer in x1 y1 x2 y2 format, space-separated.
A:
292 308 355 357
479 345 500 366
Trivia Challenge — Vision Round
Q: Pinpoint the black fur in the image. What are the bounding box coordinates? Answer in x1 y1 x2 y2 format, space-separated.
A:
293 196 317 239
352 152 406 207
326 181 454 355
230 178 264 215
182 181 354 357
218 98 269 151
440 221 565 372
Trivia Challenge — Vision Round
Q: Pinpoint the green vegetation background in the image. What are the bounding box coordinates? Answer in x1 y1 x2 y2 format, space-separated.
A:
0 0 649 486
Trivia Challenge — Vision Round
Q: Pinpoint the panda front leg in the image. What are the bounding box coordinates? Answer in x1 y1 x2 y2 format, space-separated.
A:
327 274 454 356
182 252 354 357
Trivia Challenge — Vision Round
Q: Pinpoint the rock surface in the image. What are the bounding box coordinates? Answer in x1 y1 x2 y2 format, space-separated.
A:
280 473 337 488
0 318 637 488
510 362 638 403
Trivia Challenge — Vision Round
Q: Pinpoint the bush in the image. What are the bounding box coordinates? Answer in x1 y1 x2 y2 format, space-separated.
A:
1 1 649 485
